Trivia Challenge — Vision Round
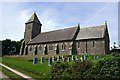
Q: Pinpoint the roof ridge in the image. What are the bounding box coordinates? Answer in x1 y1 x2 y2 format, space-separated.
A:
81 24 105 29
41 26 78 34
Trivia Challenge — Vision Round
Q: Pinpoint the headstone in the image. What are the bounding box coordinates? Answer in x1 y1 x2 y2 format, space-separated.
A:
41 57 44 63
62 55 64 60
52 56 55 62
67 57 70 62
86 53 89 57
57 56 60 61
62 58 65 62
76 56 79 61
54 56 56 61
72 55 74 61
96 55 99 60
80 57 83 62
33 58 38 64
48 57 52 66
94 55 96 60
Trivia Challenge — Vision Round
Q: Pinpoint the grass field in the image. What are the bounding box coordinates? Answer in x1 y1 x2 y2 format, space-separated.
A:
2 56 51 78
1 53 115 79
1 66 26 80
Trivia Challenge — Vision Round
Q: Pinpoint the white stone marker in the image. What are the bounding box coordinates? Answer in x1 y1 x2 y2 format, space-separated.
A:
41 57 44 63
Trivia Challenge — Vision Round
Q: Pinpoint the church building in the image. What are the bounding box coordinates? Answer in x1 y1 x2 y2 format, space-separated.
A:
20 13 110 56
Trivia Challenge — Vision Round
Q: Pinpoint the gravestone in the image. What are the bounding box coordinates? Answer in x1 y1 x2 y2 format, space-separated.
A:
72 55 75 61
54 56 56 61
76 56 79 61
57 56 60 61
80 57 83 62
33 58 38 64
62 57 65 62
94 55 97 60
84 55 86 60
96 55 99 60
67 57 70 62
52 56 55 62
41 57 44 63
62 55 64 60
48 57 52 66
86 53 89 57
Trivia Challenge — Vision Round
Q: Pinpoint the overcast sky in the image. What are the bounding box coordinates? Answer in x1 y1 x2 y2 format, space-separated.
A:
0 2 119 48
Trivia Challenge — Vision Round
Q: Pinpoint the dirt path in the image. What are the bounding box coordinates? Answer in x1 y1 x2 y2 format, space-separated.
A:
0 63 35 80
0 71 11 80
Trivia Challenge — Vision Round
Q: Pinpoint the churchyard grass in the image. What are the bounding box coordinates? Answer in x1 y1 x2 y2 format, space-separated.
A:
0 57 2 63
2 57 51 78
1 66 26 80
1 53 116 78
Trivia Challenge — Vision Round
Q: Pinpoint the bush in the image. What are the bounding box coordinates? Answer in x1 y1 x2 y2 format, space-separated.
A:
112 52 120 57
51 61 93 79
87 58 120 79
51 61 69 79
51 56 120 79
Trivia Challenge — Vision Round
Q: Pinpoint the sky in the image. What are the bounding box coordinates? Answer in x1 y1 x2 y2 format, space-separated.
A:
0 2 119 48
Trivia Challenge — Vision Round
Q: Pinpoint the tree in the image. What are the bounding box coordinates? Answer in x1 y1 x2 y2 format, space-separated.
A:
2 39 23 56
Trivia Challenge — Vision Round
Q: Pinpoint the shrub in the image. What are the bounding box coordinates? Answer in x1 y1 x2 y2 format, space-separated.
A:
51 61 69 79
51 56 120 79
87 57 120 79
51 61 93 79
112 52 120 57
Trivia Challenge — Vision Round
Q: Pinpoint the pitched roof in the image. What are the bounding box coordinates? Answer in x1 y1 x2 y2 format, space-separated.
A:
76 25 106 40
26 13 41 24
27 26 79 44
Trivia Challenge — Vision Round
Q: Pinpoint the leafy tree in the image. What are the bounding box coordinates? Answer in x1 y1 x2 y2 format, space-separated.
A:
2 39 23 56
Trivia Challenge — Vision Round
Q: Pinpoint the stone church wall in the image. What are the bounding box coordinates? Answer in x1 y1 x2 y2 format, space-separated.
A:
76 39 105 54
27 41 73 56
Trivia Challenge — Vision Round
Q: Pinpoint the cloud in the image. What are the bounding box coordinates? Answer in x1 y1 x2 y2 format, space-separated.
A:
20 9 32 23
38 8 65 32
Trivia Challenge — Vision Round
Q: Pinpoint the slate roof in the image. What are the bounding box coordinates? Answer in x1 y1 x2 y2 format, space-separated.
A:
76 25 106 40
27 26 79 44
26 13 41 24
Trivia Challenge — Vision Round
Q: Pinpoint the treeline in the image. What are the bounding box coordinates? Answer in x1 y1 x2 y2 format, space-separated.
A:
2 39 23 56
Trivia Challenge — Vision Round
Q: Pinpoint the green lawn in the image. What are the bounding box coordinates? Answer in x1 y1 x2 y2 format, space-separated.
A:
2 57 51 78
1 66 26 80
1 53 115 78
0 57 2 63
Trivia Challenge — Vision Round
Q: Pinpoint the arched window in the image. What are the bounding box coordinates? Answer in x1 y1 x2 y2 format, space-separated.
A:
78 42 80 48
62 43 66 51
49 44 53 50
39 45 42 51
29 45 32 51
93 41 95 47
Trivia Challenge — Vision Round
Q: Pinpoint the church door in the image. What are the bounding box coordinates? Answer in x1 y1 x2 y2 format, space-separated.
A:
35 46 38 55
56 45 59 54
44 46 48 55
